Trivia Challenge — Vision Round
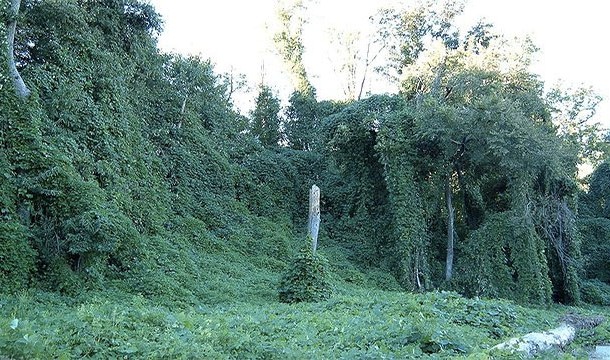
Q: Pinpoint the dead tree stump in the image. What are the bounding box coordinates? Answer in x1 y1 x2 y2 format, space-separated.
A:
308 185 320 254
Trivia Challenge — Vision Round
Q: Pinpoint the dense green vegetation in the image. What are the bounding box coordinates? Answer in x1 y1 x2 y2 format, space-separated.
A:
3 288 610 359
1 0 609 358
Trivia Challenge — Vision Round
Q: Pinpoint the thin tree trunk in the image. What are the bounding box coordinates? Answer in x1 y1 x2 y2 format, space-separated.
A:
415 251 422 290
445 174 454 282
356 42 371 101
180 94 188 114
357 40 385 101
7 0 30 98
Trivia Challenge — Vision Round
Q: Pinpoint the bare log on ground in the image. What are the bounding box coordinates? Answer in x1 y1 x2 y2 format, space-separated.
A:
492 314 604 356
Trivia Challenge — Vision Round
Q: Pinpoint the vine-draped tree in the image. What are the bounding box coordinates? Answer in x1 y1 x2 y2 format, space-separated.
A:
315 1 588 302
579 160 610 292
312 1 582 301
402 37 580 302
250 85 282 148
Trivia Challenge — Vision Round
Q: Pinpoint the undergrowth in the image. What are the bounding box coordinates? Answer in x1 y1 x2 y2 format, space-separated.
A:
2 228 607 359
1 284 608 359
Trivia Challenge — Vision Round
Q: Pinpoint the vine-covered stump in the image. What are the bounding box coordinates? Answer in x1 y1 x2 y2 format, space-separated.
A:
278 247 331 303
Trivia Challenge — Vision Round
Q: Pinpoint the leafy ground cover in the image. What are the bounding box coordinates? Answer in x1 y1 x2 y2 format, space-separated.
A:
1 284 608 359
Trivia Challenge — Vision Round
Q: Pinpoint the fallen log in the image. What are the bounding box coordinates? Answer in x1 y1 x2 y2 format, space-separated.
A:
492 314 604 356
591 345 610 359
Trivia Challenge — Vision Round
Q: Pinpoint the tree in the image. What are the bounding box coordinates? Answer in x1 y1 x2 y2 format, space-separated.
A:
582 160 610 219
376 22 580 302
323 95 403 276
578 160 610 300
273 0 313 94
326 28 387 101
371 0 463 83
546 85 605 166
250 84 282 147
283 90 318 151
222 66 248 104
327 29 360 101
6 0 30 97
273 0 324 151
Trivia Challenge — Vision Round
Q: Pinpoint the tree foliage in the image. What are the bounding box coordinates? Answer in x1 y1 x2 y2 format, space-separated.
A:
316 3 586 304
250 85 282 147
273 0 313 94
579 159 610 288
371 0 464 80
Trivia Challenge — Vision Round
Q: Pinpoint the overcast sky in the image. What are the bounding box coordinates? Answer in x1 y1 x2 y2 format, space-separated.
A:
148 0 609 129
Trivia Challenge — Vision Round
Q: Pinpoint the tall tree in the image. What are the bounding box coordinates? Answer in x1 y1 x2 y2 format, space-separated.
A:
579 160 610 285
273 0 322 151
327 29 360 101
373 15 580 301
283 89 318 151
273 0 313 94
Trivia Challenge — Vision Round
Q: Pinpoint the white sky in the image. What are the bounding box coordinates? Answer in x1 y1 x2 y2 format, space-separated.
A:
148 0 609 129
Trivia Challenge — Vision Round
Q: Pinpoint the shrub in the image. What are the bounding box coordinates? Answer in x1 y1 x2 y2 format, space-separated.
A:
278 246 331 303
579 217 610 282
581 279 610 306
455 212 552 305
0 222 36 292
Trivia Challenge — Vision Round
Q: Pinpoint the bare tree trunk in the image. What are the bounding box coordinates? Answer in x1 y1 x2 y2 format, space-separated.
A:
7 0 30 98
356 42 371 101
308 184 320 254
180 94 188 114
415 251 422 290
357 40 385 101
445 174 454 282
